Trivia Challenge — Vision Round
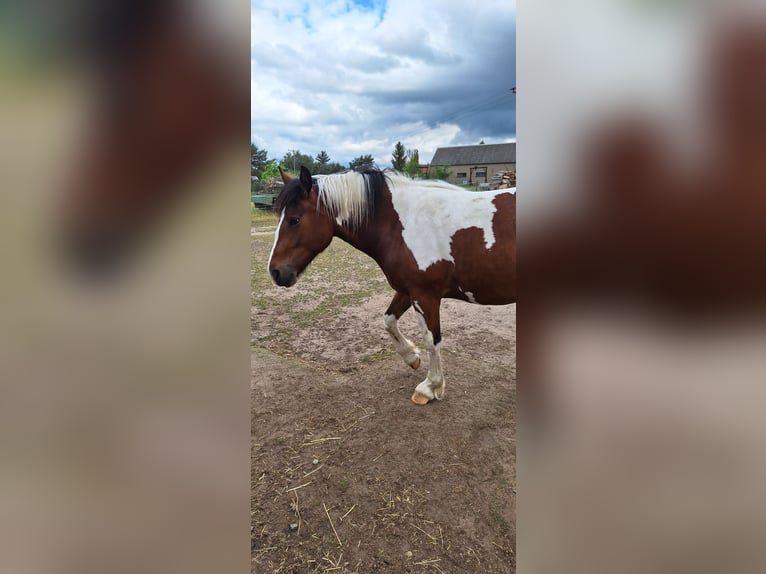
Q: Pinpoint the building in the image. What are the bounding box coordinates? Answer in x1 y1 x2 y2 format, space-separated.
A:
429 142 516 185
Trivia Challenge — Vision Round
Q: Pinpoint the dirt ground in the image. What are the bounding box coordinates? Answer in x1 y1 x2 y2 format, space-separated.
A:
251 212 516 573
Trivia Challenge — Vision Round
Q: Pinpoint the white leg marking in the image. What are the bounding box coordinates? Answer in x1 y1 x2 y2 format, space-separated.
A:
464 291 478 304
413 306 445 401
267 209 285 273
384 313 420 367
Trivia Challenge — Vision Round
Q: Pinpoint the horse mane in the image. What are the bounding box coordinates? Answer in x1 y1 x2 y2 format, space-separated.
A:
275 167 387 227
275 178 307 214
313 168 388 228
276 167 467 227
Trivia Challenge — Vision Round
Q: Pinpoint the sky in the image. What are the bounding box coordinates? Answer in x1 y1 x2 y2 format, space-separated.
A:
251 0 516 168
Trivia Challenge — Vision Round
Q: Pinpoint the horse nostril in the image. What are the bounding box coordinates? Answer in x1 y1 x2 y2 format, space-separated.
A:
271 269 280 283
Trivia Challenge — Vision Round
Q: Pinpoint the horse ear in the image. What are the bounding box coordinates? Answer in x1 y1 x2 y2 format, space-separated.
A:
299 165 313 193
279 166 292 184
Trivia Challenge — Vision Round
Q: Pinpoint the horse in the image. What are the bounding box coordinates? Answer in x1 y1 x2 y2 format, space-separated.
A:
268 165 516 405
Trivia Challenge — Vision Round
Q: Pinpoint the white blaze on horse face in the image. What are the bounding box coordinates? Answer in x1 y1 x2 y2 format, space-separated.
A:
388 176 504 271
267 209 285 273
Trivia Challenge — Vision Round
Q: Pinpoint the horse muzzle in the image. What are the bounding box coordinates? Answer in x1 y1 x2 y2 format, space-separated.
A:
269 266 298 287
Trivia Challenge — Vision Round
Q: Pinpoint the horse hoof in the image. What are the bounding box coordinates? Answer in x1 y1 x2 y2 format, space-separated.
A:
411 391 430 405
410 357 421 370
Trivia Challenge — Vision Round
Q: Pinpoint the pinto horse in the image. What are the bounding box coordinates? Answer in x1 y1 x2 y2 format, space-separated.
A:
268 166 516 405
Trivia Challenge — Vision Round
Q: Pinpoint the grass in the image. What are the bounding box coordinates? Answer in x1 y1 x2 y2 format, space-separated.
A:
251 206 279 226
251 223 392 362
251 233 388 308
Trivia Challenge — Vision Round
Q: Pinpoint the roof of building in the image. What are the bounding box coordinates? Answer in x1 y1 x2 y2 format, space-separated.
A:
431 142 516 166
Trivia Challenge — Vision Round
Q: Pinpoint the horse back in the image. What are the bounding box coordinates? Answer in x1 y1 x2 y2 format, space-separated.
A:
448 191 516 304
377 183 515 305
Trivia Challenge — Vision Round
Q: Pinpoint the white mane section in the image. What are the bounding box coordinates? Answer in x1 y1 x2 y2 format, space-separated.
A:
315 171 372 228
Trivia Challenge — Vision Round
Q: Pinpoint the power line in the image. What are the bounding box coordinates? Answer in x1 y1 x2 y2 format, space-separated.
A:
392 88 515 143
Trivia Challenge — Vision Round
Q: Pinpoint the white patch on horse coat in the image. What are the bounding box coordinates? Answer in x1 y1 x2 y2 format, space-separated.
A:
457 286 478 303
387 174 504 271
267 209 285 273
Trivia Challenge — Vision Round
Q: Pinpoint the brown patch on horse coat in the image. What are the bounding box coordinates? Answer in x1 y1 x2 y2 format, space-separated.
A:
449 193 516 305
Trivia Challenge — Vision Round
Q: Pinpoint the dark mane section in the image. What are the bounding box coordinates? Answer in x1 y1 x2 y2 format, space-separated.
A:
274 166 391 218
355 167 388 218
275 179 305 213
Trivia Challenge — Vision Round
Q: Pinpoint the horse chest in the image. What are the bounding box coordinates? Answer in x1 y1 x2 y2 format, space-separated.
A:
390 189 502 272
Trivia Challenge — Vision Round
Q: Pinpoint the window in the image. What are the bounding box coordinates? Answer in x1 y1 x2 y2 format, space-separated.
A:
456 172 467 178
475 171 487 178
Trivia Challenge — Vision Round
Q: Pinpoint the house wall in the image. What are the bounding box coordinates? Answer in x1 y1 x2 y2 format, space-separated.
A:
443 162 516 185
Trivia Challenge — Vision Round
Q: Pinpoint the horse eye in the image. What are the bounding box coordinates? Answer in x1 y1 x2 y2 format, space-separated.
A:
288 217 300 227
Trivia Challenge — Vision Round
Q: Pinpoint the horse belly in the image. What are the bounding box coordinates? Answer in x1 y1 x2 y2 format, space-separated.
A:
450 226 516 305
449 271 516 305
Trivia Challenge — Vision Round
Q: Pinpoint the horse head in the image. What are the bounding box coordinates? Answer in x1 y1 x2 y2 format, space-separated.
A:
268 166 334 287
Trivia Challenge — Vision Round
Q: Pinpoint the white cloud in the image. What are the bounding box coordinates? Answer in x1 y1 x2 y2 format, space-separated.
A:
251 0 516 166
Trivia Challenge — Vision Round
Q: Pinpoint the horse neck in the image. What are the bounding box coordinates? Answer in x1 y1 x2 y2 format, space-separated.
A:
330 194 401 264
332 215 386 259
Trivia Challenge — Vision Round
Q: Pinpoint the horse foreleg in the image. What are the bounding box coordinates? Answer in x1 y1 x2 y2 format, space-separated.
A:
384 292 421 370
410 297 445 405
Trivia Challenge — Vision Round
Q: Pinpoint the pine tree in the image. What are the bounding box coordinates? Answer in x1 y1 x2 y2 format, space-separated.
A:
315 150 331 174
349 154 375 171
391 141 407 171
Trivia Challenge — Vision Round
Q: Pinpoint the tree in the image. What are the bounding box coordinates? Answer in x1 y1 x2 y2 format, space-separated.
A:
391 141 407 172
404 148 420 177
282 150 316 175
251 143 269 179
324 162 346 174
315 150 330 165
428 164 452 180
261 160 280 182
314 150 332 174
349 154 375 171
